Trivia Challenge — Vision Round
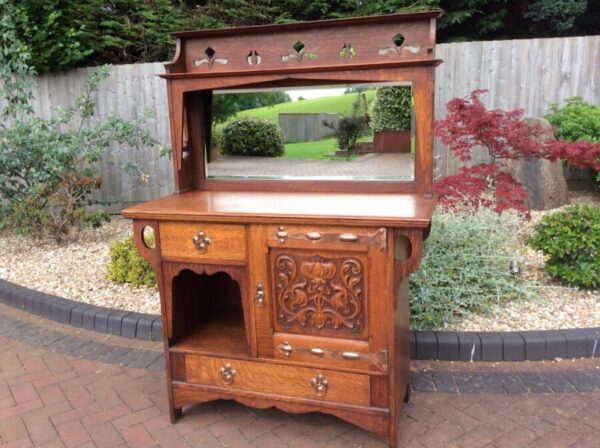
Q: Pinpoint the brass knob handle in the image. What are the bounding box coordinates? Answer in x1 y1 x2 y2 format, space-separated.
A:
254 283 266 308
192 231 211 253
219 363 236 385
310 374 328 397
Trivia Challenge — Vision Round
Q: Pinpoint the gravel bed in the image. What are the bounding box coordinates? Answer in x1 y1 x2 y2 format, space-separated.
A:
0 193 598 331
443 192 600 331
0 218 160 315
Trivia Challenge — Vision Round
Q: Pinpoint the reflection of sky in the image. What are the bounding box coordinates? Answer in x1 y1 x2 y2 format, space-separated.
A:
286 88 346 101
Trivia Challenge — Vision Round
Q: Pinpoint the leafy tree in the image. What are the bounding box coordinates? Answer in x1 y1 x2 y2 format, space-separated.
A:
0 3 160 243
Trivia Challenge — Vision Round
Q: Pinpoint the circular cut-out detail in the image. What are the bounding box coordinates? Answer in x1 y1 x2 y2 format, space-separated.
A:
142 226 156 249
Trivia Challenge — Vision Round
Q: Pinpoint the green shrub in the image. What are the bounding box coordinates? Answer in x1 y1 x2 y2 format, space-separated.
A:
409 209 532 330
107 237 156 287
527 204 600 288
546 97 600 143
221 117 284 157
371 86 412 132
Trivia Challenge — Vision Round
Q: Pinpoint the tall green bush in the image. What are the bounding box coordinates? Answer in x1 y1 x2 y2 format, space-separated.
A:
527 204 600 288
409 209 532 330
221 117 285 157
371 86 412 132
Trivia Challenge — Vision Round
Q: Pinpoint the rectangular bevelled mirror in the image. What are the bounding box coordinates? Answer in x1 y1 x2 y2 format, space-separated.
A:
205 81 414 182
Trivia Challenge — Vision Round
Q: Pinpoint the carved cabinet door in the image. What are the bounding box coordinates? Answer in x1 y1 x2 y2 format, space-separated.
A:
260 225 394 374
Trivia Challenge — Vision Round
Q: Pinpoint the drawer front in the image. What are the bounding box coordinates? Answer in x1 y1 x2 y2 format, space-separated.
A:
268 224 387 252
160 222 246 263
272 333 388 373
185 355 370 406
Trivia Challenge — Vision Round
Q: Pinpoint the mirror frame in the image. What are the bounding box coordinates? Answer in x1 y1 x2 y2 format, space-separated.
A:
162 11 442 196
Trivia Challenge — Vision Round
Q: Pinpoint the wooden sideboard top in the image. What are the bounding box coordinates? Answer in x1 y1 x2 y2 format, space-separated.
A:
122 190 436 228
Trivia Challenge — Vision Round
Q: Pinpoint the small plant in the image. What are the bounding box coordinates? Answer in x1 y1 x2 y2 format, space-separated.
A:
527 204 600 288
545 97 600 185
371 86 411 132
409 208 532 330
221 117 285 157
323 92 370 154
107 237 156 287
546 97 600 144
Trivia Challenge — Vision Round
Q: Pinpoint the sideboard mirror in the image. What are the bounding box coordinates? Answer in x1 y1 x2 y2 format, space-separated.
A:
205 82 415 182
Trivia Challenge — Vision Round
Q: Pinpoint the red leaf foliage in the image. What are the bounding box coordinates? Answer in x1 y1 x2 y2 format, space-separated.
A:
434 89 600 218
434 164 530 218
546 139 600 171
435 89 549 162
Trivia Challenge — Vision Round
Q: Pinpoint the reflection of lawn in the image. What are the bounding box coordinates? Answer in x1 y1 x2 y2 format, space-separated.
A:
283 138 338 159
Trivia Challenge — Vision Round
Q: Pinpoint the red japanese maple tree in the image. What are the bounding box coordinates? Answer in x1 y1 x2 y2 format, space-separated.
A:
434 89 600 217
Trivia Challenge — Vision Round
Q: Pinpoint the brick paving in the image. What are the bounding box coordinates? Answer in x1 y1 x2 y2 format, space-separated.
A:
1 304 600 447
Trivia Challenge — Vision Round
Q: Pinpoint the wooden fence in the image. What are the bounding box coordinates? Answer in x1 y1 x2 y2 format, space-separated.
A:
12 35 600 206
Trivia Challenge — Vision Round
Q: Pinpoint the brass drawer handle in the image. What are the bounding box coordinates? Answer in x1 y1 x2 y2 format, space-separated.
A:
219 363 236 385
254 283 266 308
310 374 329 397
341 351 360 360
310 348 325 356
192 231 211 253
339 233 359 242
306 232 322 240
280 342 293 357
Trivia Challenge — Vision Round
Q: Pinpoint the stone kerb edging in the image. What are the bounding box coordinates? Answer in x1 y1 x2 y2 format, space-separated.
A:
1 278 598 362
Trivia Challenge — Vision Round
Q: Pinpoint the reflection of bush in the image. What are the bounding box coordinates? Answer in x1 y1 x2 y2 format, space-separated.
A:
371 86 411 132
221 117 285 157
322 92 370 153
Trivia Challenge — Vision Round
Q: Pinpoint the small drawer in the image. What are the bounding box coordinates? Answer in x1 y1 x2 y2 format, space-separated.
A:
159 222 246 263
273 333 388 373
268 225 387 252
185 355 370 406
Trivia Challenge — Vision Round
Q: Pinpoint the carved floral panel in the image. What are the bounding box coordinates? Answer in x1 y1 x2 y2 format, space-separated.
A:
272 252 367 338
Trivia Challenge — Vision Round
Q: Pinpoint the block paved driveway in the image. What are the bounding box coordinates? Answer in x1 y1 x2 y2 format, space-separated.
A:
1 303 599 448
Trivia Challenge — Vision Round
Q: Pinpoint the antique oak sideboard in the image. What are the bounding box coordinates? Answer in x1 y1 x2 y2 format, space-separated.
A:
123 11 441 447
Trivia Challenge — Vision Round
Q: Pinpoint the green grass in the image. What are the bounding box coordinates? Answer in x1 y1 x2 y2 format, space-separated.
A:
283 138 337 159
229 90 376 125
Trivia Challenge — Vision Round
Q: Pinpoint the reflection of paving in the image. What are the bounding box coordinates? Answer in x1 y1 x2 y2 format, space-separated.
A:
2 303 600 447
208 153 414 180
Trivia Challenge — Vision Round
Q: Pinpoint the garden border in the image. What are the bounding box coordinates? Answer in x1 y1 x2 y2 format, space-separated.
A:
1 278 598 361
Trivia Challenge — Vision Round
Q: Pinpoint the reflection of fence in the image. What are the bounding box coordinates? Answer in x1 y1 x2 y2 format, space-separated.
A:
9 36 599 205
278 113 339 142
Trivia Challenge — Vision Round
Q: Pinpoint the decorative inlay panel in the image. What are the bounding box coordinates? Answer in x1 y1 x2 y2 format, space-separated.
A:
273 252 367 338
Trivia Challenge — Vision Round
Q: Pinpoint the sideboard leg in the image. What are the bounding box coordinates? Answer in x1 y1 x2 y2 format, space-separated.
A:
170 406 182 424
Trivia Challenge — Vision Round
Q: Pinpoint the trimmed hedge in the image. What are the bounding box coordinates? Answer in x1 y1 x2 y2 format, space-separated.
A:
371 86 412 132
221 117 285 157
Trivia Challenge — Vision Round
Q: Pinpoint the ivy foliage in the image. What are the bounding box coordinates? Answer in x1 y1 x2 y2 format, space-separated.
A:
221 117 285 157
371 86 412 132
527 204 600 288
409 208 532 330
107 237 156 287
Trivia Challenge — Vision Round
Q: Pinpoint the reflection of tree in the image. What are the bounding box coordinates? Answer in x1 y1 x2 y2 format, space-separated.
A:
323 93 370 155
213 91 292 123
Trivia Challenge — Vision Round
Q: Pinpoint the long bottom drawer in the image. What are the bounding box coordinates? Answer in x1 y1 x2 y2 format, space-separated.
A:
184 355 371 407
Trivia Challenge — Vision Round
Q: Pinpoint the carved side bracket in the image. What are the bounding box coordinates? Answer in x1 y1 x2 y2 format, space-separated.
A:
132 220 162 273
394 228 423 277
